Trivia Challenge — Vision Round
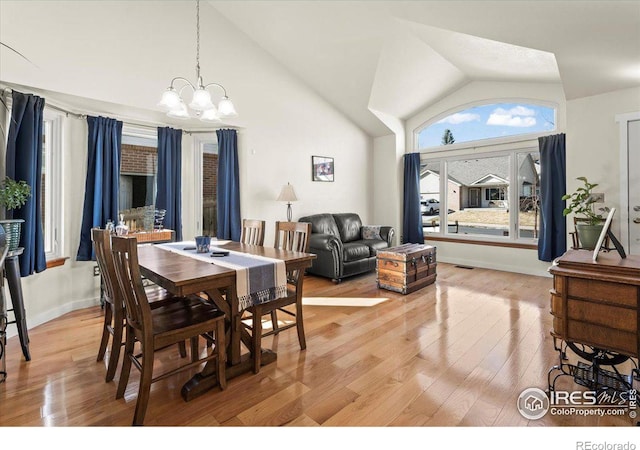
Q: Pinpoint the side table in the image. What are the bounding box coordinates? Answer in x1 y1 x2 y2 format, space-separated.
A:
1 247 31 363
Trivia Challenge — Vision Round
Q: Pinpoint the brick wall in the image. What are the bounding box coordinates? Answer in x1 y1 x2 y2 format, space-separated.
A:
203 153 218 200
121 144 157 175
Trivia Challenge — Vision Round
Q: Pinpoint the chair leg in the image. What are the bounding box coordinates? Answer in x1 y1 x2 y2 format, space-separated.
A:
132 339 154 426
270 310 279 335
295 302 306 350
216 319 227 390
96 304 112 363
252 308 262 374
105 317 123 382
190 336 199 363
116 327 135 399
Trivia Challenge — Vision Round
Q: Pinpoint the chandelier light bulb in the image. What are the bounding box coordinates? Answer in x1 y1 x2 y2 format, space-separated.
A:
218 96 238 117
157 88 181 111
189 88 215 111
200 107 221 122
166 101 190 119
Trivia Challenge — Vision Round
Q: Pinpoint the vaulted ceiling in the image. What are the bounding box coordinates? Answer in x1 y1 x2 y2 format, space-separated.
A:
1 1 638 137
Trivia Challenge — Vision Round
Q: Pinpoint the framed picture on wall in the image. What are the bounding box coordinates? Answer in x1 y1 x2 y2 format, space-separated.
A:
312 156 334 182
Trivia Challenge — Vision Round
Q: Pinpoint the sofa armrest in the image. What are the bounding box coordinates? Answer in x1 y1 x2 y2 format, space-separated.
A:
380 226 395 246
309 233 342 253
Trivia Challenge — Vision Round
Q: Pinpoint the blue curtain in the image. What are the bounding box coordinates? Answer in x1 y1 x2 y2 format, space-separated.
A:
76 116 122 261
216 128 241 241
538 133 567 261
402 152 424 244
155 127 183 241
5 91 46 276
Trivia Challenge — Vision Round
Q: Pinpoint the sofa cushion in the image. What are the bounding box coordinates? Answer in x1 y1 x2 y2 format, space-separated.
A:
343 242 371 262
333 213 362 243
299 213 340 237
361 225 382 240
361 239 389 256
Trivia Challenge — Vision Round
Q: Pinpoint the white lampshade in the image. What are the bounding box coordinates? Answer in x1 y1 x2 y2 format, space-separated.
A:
167 101 190 119
277 183 298 202
189 88 215 111
218 96 238 117
157 88 181 111
200 106 221 122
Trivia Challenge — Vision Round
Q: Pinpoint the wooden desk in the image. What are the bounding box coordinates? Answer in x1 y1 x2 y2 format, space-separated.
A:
548 250 640 394
137 242 316 401
549 249 640 358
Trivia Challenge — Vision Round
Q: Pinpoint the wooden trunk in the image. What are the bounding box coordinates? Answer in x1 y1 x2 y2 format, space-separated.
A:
549 249 640 358
376 243 437 294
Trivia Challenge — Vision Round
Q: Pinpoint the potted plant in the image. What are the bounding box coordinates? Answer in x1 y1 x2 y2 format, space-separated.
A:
0 177 31 251
562 176 607 250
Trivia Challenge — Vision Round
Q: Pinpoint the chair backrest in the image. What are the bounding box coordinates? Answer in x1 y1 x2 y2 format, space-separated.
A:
240 219 266 246
91 228 122 311
274 221 311 253
111 236 153 334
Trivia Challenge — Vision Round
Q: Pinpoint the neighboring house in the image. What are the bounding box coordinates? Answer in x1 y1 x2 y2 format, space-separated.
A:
419 155 539 211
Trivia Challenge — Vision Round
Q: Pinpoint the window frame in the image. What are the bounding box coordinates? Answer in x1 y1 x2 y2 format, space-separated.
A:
42 108 64 261
420 142 541 246
192 134 218 236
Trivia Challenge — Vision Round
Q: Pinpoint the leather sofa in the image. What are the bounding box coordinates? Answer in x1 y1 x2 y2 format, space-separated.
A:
298 213 395 283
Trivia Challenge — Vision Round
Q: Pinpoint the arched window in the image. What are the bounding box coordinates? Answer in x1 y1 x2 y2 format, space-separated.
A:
417 102 556 149
416 101 556 245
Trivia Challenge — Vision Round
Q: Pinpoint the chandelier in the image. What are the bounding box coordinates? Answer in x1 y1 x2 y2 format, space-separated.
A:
157 0 237 122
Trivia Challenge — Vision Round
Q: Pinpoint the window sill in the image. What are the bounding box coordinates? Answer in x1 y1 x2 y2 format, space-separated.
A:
424 234 537 250
46 257 69 269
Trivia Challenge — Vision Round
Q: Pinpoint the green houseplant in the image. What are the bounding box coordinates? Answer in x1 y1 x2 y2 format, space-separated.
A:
562 176 607 250
0 177 31 251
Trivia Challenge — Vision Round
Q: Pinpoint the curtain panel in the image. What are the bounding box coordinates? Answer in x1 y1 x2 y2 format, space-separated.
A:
216 128 241 241
77 116 123 261
5 90 46 276
155 127 183 241
402 152 424 244
538 133 567 262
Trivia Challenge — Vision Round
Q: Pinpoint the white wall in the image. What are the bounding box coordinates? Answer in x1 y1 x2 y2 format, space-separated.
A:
565 86 640 239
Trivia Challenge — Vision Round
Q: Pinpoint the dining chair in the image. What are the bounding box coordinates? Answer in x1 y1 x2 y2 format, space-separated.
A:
111 235 227 426
240 219 266 246
92 228 190 383
245 221 311 373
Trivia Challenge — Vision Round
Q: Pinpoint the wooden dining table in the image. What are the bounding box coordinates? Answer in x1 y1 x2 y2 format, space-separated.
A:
136 241 316 401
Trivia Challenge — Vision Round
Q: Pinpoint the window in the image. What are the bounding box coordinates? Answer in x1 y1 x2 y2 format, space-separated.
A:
193 135 218 237
119 129 158 231
417 102 556 149
42 109 63 260
417 101 551 245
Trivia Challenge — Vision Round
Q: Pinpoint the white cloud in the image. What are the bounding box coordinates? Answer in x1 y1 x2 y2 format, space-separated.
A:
487 113 537 127
437 112 481 125
493 105 536 116
487 105 537 127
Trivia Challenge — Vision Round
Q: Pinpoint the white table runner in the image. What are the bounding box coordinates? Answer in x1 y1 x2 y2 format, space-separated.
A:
156 241 287 311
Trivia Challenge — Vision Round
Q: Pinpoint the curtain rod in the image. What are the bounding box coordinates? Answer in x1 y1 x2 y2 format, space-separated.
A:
1 88 235 134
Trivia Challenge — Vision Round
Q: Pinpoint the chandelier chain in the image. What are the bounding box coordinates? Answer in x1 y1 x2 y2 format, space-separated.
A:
196 0 200 75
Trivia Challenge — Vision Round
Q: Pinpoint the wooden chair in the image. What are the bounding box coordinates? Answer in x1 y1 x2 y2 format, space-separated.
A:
245 221 311 373
110 235 227 426
240 219 266 246
92 228 188 383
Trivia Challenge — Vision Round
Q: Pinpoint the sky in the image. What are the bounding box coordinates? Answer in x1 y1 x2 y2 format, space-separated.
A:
418 103 556 148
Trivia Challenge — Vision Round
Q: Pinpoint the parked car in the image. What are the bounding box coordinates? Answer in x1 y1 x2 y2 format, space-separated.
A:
421 198 440 215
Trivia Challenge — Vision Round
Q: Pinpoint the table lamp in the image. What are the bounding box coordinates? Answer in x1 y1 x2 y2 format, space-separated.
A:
277 182 298 221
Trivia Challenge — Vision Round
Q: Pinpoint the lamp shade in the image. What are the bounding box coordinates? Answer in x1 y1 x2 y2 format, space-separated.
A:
277 183 298 202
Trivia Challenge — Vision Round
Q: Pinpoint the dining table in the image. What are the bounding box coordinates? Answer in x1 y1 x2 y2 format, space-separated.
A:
136 240 316 401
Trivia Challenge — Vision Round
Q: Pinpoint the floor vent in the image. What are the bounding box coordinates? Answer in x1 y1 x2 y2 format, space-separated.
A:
455 265 474 270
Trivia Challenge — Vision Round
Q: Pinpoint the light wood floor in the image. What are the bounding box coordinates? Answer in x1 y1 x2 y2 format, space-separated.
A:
0 262 637 428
